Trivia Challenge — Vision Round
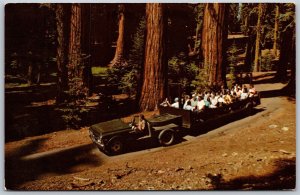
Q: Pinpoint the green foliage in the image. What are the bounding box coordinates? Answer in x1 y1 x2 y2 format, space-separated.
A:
107 17 145 97
92 66 107 77
190 66 209 92
260 50 274 71
168 52 200 92
227 43 239 88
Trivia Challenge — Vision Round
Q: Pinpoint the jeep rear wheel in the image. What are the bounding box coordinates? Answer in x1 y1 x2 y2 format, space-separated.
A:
108 137 123 155
158 129 175 146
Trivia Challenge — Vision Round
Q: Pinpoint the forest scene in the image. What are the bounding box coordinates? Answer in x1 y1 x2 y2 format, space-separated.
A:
5 3 295 190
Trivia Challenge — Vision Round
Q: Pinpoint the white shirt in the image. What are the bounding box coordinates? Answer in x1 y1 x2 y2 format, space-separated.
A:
171 102 179 108
197 100 205 110
240 92 248 100
184 105 194 111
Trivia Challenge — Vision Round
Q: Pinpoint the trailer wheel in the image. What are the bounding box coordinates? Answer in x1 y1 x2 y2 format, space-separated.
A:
158 129 175 146
245 102 253 115
107 137 123 155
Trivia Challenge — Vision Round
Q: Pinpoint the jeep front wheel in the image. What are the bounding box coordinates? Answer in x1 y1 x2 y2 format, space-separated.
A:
107 137 123 155
158 129 175 146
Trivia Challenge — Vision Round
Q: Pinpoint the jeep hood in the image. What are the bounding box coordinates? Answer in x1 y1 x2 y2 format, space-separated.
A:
90 119 130 134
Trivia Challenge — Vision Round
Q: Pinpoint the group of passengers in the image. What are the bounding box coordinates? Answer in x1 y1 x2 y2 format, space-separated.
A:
160 84 257 112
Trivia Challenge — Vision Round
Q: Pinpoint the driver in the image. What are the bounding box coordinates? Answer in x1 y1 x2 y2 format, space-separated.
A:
132 114 146 133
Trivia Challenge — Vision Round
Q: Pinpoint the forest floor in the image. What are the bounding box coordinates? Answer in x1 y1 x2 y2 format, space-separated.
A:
5 72 296 190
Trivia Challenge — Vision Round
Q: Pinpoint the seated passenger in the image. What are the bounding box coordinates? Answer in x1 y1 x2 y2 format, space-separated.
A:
249 84 257 97
236 87 242 97
171 97 179 108
240 88 249 100
209 94 218 108
183 95 190 109
191 95 198 108
224 92 232 104
184 100 194 111
204 96 211 107
160 98 171 107
196 96 206 111
132 114 146 133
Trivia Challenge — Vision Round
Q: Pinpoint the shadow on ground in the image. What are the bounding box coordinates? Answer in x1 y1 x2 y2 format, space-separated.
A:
5 138 102 189
206 157 295 190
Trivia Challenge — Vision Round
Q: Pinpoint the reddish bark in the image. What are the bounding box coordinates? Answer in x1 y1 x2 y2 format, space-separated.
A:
202 3 228 87
139 3 167 111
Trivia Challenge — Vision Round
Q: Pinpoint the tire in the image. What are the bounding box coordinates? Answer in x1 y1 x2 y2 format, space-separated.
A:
158 129 175 146
107 137 123 155
245 102 253 115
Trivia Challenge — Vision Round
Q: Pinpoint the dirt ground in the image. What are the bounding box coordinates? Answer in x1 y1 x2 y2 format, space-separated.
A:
5 73 296 190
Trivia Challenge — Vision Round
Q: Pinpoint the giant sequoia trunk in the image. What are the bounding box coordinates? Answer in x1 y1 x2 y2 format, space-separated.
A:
110 4 125 67
55 4 70 103
202 3 228 87
273 4 279 57
253 3 263 72
139 3 167 111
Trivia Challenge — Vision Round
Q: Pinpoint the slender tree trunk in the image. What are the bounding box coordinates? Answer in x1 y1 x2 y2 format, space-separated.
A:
273 4 279 57
139 3 167 111
202 3 228 87
55 4 70 103
68 3 82 79
110 4 125 67
253 3 262 72
27 62 33 85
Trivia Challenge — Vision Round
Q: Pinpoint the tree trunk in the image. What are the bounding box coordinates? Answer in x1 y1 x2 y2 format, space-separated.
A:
68 4 82 79
202 3 228 87
139 3 167 111
273 4 279 57
27 62 33 85
81 4 93 95
55 4 70 103
277 26 293 81
253 3 262 72
110 4 125 67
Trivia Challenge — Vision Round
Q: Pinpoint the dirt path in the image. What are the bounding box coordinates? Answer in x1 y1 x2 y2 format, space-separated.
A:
5 77 296 190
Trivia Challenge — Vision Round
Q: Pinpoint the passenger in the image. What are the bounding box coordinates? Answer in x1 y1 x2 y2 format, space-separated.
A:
236 86 242 97
184 100 194 111
196 96 206 111
204 95 211 107
160 98 171 107
132 114 146 133
218 93 226 106
183 95 190 109
249 84 257 97
224 92 232 104
171 97 180 108
209 94 218 108
240 87 249 100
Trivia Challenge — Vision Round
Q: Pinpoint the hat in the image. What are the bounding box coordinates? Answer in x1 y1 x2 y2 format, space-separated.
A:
174 97 179 102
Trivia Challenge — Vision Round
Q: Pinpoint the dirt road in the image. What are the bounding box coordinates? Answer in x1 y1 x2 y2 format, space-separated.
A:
5 77 296 190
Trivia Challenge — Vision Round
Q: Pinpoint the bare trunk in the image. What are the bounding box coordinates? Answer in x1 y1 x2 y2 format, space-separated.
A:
110 4 125 67
27 62 33 85
253 3 262 72
139 3 166 111
68 4 82 80
202 3 228 87
273 4 279 57
55 4 70 103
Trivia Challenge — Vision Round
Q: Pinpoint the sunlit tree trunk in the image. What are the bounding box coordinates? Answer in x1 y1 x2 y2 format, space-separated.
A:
139 3 167 111
110 4 125 67
273 4 279 57
253 3 262 72
202 3 228 87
